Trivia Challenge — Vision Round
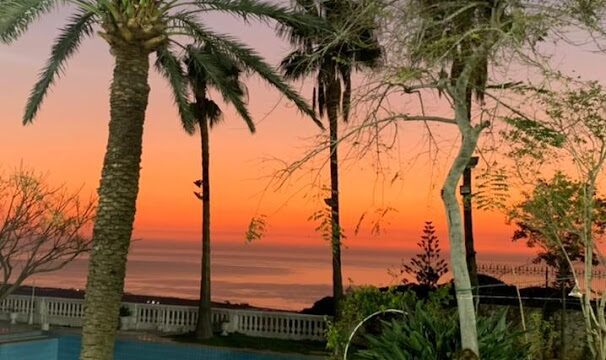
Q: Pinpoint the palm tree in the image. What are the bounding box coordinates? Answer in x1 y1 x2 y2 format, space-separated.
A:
279 0 381 314
179 44 266 340
0 1 321 358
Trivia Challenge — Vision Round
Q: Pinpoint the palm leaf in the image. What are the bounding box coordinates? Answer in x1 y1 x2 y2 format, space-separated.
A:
339 64 351 122
205 100 224 128
0 0 60 43
23 10 95 124
280 49 320 81
155 46 196 134
172 14 323 129
191 0 326 32
186 48 255 132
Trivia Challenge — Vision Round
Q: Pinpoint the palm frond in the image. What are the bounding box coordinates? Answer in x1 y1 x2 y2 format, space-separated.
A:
317 71 325 117
155 46 196 134
279 49 320 81
186 48 255 133
23 10 95 124
339 64 351 122
205 100 224 128
0 0 59 43
172 14 323 129
184 44 252 132
190 0 326 32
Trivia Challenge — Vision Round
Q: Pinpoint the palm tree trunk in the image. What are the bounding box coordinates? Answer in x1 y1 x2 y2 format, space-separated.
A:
80 46 150 360
195 111 213 340
327 74 343 315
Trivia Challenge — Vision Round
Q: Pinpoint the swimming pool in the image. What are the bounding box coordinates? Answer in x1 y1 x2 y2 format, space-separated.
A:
0 335 318 360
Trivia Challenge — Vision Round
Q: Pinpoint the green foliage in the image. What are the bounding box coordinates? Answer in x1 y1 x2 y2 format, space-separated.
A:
1 0 323 127
358 307 528 360
119 306 132 317
503 82 606 173
329 287 528 359
508 172 606 286
356 291 458 360
397 221 448 288
326 286 417 357
526 312 557 360
155 46 197 134
24 10 95 124
474 166 510 211
308 206 345 243
0 0 58 43
279 0 382 121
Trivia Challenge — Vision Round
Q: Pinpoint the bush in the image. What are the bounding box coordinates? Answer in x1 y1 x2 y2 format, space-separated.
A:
119 306 132 317
326 286 417 357
328 286 529 359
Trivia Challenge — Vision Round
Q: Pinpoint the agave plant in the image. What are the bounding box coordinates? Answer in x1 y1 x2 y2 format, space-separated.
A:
0 1 323 358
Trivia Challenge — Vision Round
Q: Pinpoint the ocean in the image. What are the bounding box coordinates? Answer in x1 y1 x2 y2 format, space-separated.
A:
23 239 533 311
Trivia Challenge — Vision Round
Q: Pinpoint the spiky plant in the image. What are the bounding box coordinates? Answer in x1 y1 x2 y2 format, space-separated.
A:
278 0 382 315
0 1 322 358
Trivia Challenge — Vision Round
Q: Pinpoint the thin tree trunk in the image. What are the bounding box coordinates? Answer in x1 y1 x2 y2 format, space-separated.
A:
195 111 213 339
442 100 481 356
463 164 478 294
327 73 343 315
80 47 150 360
463 91 479 295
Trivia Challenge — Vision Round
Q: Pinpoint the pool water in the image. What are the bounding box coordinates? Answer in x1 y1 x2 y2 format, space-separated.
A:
0 335 317 360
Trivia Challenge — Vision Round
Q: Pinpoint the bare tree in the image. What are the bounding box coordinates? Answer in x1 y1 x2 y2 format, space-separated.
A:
0 167 95 300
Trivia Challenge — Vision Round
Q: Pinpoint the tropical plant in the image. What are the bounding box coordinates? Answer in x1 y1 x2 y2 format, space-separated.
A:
279 0 382 314
181 42 322 339
0 1 321 358
357 305 528 360
329 286 528 360
397 221 448 288
326 286 420 358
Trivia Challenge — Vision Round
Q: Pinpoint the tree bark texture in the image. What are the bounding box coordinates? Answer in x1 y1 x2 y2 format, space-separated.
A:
195 106 213 340
80 47 150 360
326 68 344 314
442 100 481 356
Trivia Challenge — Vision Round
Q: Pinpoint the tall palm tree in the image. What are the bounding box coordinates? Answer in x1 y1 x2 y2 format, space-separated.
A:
279 0 381 314
0 1 321 358
178 44 264 340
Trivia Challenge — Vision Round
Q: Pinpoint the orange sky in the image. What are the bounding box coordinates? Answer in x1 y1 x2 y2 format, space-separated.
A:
1 9 604 257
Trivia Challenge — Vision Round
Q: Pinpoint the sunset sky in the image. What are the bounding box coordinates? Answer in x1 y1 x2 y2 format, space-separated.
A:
1 8 605 258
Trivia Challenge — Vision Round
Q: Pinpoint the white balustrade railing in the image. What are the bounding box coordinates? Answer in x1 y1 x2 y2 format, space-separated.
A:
0 294 329 341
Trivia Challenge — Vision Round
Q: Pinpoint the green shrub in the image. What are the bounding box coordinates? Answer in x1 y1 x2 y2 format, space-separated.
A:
329 286 529 360
326 286 418 357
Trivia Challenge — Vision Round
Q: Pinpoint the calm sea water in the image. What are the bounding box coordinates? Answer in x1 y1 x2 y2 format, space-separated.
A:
23 240 532 311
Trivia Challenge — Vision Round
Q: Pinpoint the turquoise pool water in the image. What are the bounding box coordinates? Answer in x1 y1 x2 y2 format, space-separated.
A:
0 335 316 360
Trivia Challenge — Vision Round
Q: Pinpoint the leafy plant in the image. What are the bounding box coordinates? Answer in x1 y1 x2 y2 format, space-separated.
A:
526 312 557 360
508 172 606 287
329 287 528 360
326 286 417 358
356 307 528 360
119 306 131 317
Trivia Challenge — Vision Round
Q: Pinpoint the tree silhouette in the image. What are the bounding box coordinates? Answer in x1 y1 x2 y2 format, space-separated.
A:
401 221 448 288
